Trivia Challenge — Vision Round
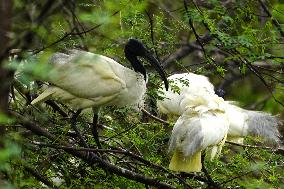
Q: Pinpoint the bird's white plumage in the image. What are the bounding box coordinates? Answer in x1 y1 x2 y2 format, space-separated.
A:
167 95 228 172
225 103 281 144
157 73 215 116
160 73 229 172
31 39 168 150
225 104 249 137
158 73 281 145
32 51 146 110
169 109 229 157
158 73 281 172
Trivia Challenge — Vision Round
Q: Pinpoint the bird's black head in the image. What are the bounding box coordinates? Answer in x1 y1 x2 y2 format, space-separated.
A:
124 39 147 57
124 39 169 90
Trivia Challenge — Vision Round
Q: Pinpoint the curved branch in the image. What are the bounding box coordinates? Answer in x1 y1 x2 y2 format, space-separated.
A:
162 33 213 68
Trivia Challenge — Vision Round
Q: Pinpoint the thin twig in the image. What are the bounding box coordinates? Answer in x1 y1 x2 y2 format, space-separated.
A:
161 33 213 68
226 141 284 155
183 0 206 55
145 10 160 61
70 109 89 148
258 0 284 37
32 10 120 55
201 153 220 188
24 165 59 189
220 161 272 185
141 108 170 125
11 111 175 188
45 100 68 118
30 141 194 188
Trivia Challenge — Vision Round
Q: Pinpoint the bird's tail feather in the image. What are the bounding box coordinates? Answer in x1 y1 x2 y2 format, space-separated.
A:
246 110 282 145
31 87 56 105
169 150 202 173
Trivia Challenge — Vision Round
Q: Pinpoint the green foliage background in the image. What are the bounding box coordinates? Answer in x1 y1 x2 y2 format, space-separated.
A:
1 0 284 188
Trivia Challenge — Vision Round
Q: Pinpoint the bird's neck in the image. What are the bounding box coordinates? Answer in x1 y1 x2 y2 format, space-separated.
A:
125 53 147 81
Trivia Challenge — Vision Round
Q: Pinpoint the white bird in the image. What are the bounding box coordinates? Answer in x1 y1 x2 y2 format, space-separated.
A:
159 73 228 172
158 73 281 144
168 106 229 172
157 73 216 117
31 39 169 147
157 73 281 172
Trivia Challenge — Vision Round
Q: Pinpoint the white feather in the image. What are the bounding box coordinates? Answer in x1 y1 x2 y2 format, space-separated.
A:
157 73 215 116
169 109 229 157
158 73 281 145
225 103 281 145
32 51 146 110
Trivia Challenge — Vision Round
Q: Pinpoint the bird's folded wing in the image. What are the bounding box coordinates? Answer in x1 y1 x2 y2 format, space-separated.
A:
168 113 204 157
169 111 229 157
199 112 229 149
46 53 127 99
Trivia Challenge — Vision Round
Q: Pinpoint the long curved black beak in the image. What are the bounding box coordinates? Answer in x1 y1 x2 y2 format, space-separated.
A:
144 51 169 91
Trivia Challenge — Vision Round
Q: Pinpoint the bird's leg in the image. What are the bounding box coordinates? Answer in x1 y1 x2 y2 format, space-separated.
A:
201 153 219 188
92 113 102 149
71 109 88 148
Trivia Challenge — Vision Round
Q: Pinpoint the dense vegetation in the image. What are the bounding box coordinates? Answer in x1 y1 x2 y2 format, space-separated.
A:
0 0 283 188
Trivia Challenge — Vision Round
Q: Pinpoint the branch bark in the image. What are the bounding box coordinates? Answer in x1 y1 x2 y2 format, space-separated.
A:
258 0 284 37
29 141 195 188
11 111 175 188
226 141 284 155
0 0 13 147
141 108 170 125
162 33 213 68
24 165 59 189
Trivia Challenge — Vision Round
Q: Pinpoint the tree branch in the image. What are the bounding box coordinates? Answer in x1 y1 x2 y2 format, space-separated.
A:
141 108 170 125
258 0 284 37
0 0 13 147
32 10 120 55
29 141 196 188
162 33 213 68
226 141 284 155
24 165 59 189
10 111 175 188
